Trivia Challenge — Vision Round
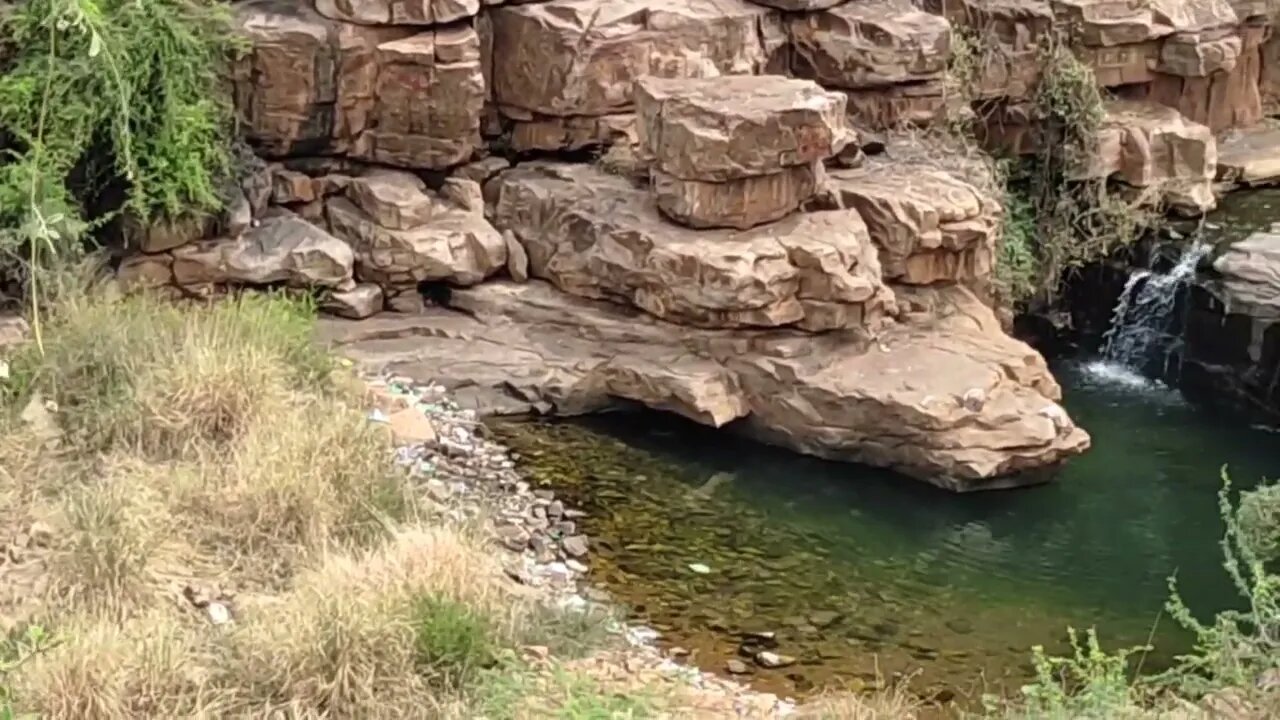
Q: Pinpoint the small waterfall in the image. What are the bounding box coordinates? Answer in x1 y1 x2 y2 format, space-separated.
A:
1100 242 1210 369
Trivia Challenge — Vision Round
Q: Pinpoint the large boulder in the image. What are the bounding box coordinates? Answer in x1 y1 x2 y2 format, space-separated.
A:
634 75 850 229
788 1 951 90
326 170 507 287
489 162 895 331
318 280 1090 490
808 153 998 286
170 211 354 288
487 0 786 119
1076 100 1217 214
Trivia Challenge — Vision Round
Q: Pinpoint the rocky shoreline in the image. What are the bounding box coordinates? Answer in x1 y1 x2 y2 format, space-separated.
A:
364 371 804 717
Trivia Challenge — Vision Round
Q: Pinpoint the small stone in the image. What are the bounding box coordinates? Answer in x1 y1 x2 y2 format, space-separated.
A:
668 646 690 658
206 601 232 625
808 610 842 628
552 520 576 536
754 651 796 669
547 500 565 520
726 659 751 675
563 509 587 520
688 563 712 574
565 558 589 573
387 408 437 446
26 521 55 548
561 534 589 558
533 489 555 501
946 618 975 634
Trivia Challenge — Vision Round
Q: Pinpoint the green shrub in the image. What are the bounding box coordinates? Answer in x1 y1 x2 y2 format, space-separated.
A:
1161 469 1280 697
1237 481 1280 564
411 594 499 690
995 628 1150 720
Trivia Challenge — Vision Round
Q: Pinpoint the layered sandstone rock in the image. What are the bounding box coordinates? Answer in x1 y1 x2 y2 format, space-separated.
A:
319 280 1090 489
789 1 951 129
486 0 787 150
315 0 480 26
232 0 482 168
326 170 507 287
634 75 851 229
489 162 894 331
808 154 998 286
1077 100 1217 213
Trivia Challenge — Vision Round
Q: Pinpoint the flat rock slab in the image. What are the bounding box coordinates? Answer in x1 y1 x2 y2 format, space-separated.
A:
487 0 786 118
789 1 951 90
489 162 894 331
1216 126 1280 187
318 280 1090 490
635 75 850 182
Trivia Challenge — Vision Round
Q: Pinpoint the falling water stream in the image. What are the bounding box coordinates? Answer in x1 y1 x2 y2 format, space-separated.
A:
1099 242 1210 371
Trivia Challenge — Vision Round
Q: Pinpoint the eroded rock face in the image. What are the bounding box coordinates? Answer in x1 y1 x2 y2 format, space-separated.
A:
487 0 786 119
233 1 482 168
1078 100 1217 213
170 211 354 288
489 162 894 331
318 280 1090 489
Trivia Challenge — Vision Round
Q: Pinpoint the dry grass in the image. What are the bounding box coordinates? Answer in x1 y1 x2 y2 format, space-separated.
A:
0 274 614 719
794 683 923 720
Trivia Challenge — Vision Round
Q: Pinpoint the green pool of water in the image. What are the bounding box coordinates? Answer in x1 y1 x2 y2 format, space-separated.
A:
494 361 1279 705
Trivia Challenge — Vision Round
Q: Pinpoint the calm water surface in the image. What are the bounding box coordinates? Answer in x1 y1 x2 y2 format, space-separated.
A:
496 362 1280 706
494 191 1280 708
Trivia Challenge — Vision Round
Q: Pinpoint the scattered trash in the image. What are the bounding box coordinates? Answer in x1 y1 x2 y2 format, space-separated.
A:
366 408 389 423
0 358 9 380
688 562 711 574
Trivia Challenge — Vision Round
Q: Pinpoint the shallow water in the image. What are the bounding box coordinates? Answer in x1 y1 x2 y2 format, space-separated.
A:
495 361 1280 706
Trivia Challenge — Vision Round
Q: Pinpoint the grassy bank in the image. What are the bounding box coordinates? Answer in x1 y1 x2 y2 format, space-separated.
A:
0 270 688 719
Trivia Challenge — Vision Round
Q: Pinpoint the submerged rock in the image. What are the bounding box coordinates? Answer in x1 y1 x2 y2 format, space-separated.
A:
319 280 1089 490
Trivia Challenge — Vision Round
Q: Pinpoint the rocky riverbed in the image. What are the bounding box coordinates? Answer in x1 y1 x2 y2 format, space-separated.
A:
363 370 804 718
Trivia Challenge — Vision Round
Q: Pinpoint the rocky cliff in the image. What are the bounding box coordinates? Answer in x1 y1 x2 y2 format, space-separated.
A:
113 0 1280 488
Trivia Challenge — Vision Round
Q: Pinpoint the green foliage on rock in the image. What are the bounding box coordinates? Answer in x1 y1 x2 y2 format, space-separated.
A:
0 0 237 276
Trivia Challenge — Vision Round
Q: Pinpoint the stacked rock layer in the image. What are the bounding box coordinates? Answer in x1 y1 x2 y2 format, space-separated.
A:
113 0 1280 488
